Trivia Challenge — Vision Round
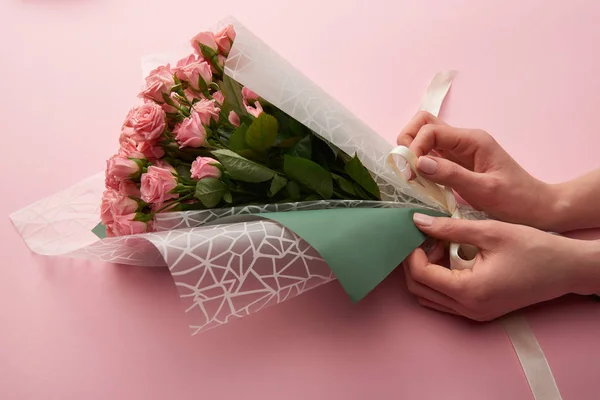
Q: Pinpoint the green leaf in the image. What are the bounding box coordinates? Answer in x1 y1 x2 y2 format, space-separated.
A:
283 155 333 199
332 190 353 200
269 175 288 197
344 154 380 199
175 164 192 180
326 142 341 158
223 191 233 203
289 118 308 137
332 174 357 196
271 110 308 147
304 194 323 201
220 76 246 117
311 136 337 172
212 149 275 183
286 135 312 159
228 123 248 152
274 136 301 148
237 148 265 163
286 180 301 200
195 178 227 208
353 182 372 200
246 113 278 151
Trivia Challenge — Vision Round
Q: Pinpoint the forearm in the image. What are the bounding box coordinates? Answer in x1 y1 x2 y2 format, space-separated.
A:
546 168 600 232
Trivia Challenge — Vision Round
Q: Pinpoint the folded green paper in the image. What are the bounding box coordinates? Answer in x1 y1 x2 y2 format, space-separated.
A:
258 208 446 302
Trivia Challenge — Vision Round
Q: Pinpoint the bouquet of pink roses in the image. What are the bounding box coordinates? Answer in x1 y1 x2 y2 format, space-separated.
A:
102 24 383 238
12 18 472 334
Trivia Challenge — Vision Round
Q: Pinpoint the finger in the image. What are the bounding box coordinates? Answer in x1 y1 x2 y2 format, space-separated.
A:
406 247 470 298
416 297 460 316
396 111 446 146
409 124 481 158
404 263 460 309
412 214 496 248
416 155 486 194
425 240 445 264
432 149 470 169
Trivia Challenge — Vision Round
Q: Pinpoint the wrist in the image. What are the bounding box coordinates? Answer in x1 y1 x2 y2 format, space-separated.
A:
566 238 600 295
539 182 572 232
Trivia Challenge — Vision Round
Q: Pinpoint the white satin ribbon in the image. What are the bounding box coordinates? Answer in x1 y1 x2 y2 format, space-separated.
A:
386 71 478 270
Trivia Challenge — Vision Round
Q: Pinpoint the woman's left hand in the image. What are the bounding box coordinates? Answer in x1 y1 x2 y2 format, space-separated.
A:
404 213 600 321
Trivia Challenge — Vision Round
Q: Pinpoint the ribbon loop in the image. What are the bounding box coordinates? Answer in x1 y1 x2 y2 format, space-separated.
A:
386 145 478 270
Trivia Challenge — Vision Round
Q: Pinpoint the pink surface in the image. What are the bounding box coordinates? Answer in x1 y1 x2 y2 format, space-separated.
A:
1 0 599 399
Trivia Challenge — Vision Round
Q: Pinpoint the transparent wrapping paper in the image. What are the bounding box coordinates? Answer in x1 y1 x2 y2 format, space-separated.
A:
10 18 478 334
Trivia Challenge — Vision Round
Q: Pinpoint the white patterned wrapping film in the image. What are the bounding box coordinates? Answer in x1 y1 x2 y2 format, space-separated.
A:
10 18 485 334
11 189 445 334
147 220 335 335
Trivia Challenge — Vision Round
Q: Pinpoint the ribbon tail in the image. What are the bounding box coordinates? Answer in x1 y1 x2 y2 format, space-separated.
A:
419 70 457 116
501 315 563 400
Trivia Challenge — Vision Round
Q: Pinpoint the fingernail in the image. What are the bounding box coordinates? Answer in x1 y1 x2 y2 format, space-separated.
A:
417 156 438 175
413 213 434 226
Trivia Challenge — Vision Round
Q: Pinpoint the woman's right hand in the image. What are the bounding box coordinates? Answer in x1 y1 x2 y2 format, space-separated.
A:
396 111 558 230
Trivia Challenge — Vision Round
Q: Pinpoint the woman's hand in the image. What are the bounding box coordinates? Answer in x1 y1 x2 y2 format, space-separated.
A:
396 111 559 231
403 213 600 321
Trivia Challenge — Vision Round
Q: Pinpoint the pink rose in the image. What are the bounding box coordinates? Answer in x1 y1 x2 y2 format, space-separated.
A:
109 214 151 237
192 98 220 126
140 166 178 208
100 190 118 224
242 87 259 101
242 87 263 118
212 90 224 105
119 180 141 197
191 157 222 180
152 159 177 174
175 54 198 69
137 141 165 160
140 65 174 103
161 92 182 114
100 190 138 225
214 24 236 55
184 88 201 102
174 111 207 148
245 100 263 118
118 138 146 159
118 132 163 160
121 103 166 142
228 111 240 127
105 175 120 190
190 31 218 55
106 155 141 185
174 55 212 91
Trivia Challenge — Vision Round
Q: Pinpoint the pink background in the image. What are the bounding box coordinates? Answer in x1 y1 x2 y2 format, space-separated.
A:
1 0 600 399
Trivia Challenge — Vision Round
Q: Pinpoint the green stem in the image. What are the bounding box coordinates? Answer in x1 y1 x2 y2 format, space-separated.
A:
178 106 191 118
212 58 224 78
212 135 228 148
152 194 194 215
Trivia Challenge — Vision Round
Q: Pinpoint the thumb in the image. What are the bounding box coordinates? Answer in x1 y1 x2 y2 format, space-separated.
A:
412 214 493 248
416 156 482 193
